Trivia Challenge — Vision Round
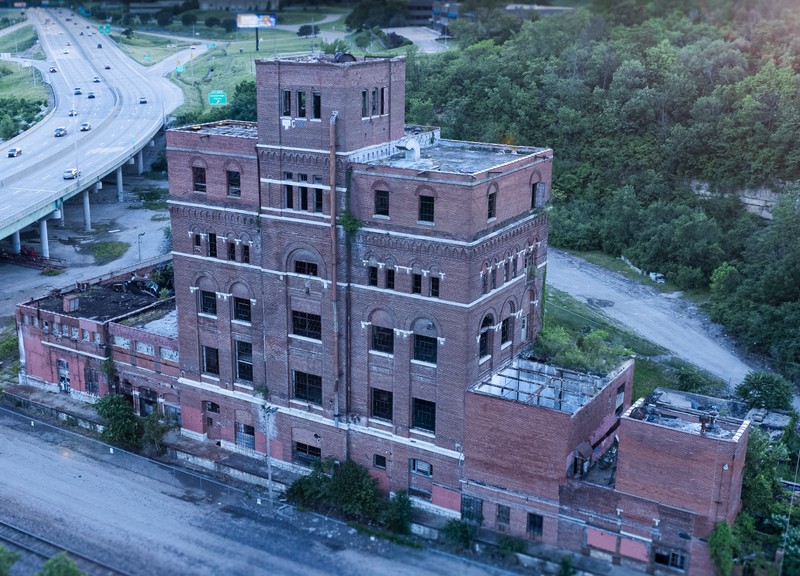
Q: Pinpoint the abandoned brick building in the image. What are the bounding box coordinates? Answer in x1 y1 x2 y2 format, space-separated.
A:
15 55 749 575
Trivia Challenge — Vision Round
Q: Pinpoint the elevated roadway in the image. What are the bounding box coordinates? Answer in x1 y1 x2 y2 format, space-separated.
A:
0 8 187 257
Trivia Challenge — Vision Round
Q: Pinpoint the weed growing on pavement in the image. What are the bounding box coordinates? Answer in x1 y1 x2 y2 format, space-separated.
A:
41 267 65 276
87 241 129 265
130 187 169 211
349 523 424 549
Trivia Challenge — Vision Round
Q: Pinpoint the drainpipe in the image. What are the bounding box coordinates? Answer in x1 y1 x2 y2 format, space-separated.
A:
329 112 341 437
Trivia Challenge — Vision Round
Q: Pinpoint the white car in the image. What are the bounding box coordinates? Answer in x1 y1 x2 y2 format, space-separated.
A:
79 122 91 131
63 168 80 179
7 147 22 157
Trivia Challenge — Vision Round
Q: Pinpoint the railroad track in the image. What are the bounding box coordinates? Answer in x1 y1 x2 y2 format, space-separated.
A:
0 519 133 576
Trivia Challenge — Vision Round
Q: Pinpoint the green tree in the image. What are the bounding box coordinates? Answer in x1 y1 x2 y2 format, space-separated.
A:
708 522 734 576
95 394 141 450
328 459 381 522
205 16 219 29
320 39 351 54
297 24 319 37
222 19 237 33
181 13 197 27
735 371 794 410
140 406 174 456
37 553 85 576
382 490 412 534
156 11 173 27
741 428 788 517
0 546 20 576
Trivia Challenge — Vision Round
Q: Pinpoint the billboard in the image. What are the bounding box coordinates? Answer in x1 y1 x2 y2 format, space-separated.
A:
236 14 277 29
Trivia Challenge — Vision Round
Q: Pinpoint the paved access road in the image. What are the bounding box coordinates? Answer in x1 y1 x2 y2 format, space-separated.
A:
546 248 754 389
0 409 507 576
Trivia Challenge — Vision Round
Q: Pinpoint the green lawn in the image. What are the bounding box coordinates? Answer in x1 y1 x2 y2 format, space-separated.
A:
0 24 37 54
0 62 48 102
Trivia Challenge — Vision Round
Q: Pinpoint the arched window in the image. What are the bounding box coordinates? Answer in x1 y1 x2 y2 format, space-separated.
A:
479 315 494 358
370 309 395 355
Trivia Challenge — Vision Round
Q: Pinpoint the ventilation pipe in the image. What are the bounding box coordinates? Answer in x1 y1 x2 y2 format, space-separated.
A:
329 111 340 429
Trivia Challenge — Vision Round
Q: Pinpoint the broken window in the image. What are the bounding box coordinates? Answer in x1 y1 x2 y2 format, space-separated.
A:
371 388 393 421
202 346 219 375
84 366 98 395
281 90 291 116
368 266 378 287
207 233 217 258
284 172 294 209
233 297 251 323
297 91 306 118
371 326 394 354
488 192 496 220
412 398 436 433
192 166 206 193
227 170 241 197
241 244 250 264
295 441 321 464
235 340 253 382
501 318 511 345
312 92 321 119
413 335 437 364
527 513 543 538
294 260 318 276
479 315 493 358
373 454 386 469
292 311 321 340
429 276 440 298
235 422 255 450
410 458 432 477
361 90 368 117
461 495 484 525
294 370 322 404
386 268 395 290
299 173 308 211
496 504 510 532
200 290 217 315
655 550 686 571
412 273 422 294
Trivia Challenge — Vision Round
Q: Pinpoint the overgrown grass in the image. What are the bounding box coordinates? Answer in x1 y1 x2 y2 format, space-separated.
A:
349 523 424 549
41 267 65 276
0 24 36 54
87 241 129 264
542 287 727 401
0 62 49 102
0 330 17 360
129 186 168 210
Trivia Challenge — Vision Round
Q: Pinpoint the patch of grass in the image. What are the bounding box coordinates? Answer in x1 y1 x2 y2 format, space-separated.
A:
632 357 674 400
111 32 177 65
567 249 681 293
129 187 168 210
348 523 424 549
0 62 49 102
544 287 666 357
87 241 129 264
151 214 170 221
41 267 65 276
0 24 36 54
0 331 17 359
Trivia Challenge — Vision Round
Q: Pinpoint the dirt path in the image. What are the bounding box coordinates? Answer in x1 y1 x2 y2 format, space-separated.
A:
545 248 755 390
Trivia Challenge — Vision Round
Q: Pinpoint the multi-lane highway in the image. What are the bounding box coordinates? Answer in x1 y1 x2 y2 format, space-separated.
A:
0 8 186 256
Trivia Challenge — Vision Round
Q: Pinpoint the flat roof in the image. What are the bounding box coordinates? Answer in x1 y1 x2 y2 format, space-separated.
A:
624 395 749 441
470 357 625 414
172 120 257 138
372 137 548 175
118 303 178 339
30 284 160 323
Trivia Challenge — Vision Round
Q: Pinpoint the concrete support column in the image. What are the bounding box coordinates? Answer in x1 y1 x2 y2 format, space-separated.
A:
137 150 144 175
11 230 21 254
82 188 92 232
39 218 49 259
116 166 124 202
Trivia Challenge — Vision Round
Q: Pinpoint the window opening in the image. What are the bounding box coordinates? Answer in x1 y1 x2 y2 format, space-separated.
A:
295 441 321 464
235 340 253 381
312 92 321 119
284 172 294 209
386 268 395 290
227 170 241 197
371 388 393 421
233 297 251 322
294 370 322 404
192 166 206 193
412 398 436 432
418 195 435 223
488 192 496 219
281 90 291 116
412 273 422 294
371 326 394 354
208 233 217 258
374 189 389 216
295 260 318 276
430 276 440 298
297 91 306 118
368 266 378 286
200 290 217 315
203 346 219 375
292 311 322 340
374 454 387 468
410 458 432 476
235 422 255 450
414 334 437 364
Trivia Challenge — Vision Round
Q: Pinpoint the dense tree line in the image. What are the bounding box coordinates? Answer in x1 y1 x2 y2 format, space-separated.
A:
404 0 800 380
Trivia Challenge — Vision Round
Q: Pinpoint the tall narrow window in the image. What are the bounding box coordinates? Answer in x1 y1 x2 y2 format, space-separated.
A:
241 244 250 264
412 274 422 294
496 505 510 531
413 335 437 364
297 91 306 118
504 260 510 283
374 189 389 217
84 367 99 395
380 87 386 115
228 241 236 261
532 182 546 209
491 267 497 290
368 266 378 286
488 192 496 219
281 90 291 116
294 371 322 404
284 172 294 209
202 346 219 375
292 311 321 340
371 388 393 421
479 315 493 358
207 233 217 258
314 189 323 213
501 318 511 345
299 173 308 211
235 340 253 381
200 290 217 315
412 398 436 433
193 234 202 249
227 170 241 197
361 90 368 117
386 268 395 290
527 513 543 538
511 255 518 278
429 276 440 298
233 297 251 322
418 196 435 223
371 326 394 354
312 92 321 119
371 88 379 116
192 166 206 193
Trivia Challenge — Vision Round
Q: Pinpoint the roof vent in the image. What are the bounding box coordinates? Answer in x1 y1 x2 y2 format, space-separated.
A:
396 138 420 162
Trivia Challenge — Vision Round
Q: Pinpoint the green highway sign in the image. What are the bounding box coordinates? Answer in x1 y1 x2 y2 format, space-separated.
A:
176 65 185 72
98 24 111 34
207 43 217 48
209 90 227 105
143 54 151 60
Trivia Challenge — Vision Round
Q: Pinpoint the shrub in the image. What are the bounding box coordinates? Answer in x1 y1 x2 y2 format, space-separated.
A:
498 535 528 557
440 519 478 549
0 545 21 576
735 371 794 410
285 458 333 509
382 490 412 534
95 394 141 450
37 552 84 576
328 459 381 522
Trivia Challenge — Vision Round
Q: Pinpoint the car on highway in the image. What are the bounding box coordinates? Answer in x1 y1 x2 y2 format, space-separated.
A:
7 147 22 157
139 97 148 104
79 122 91 131
74 87 82 95
66 41 71 46
104 64 110 69
97 43 103 49
63 168 80 179
93 76 100 83
49 66 57 73
62 49 69 54
87 92 95 99
68 109 78 116
79 31 84 36
54 127 67 137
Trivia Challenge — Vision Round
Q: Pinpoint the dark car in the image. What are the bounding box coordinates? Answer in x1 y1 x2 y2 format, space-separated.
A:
87 92 95 99
138 97 147 104
74 87 82 95
104 64 110 69
54 127 67 137
97 43 102 49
